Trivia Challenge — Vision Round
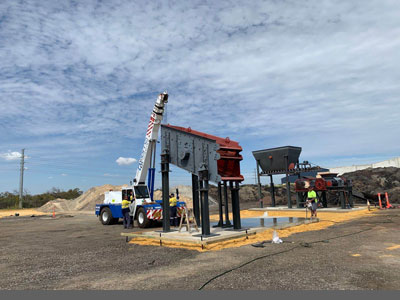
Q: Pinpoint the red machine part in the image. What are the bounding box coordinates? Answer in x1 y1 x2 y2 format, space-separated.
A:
314 178 327 190
164 125 244 181
295 177 327 192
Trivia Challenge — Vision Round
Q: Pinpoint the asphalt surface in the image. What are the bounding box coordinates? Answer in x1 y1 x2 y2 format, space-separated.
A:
0 209 399 290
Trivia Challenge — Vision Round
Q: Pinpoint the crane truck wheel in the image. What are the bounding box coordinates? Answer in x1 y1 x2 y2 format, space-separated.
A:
100 207 115 225
136 207 151 228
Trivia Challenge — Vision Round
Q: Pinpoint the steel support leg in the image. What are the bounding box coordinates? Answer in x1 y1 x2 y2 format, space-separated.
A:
199 179 211 236
223 181 232 227
192 173 200 226
256 160 263 208
340 191 345 209
285 156 292 208
230 181 241 230
296 192 302 208
296 174 301 208
215 182 223 227
198 166 211 236
322 191 328 208
270 175 276 207
348 188 354 208
296 192 301 208
161 151 170 232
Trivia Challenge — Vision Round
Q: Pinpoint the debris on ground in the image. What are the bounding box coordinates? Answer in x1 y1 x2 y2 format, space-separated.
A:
271 230 283 244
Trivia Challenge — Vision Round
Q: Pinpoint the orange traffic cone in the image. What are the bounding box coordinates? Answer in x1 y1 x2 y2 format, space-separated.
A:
378 193 383 209
52 206 56 218
385 192 393 208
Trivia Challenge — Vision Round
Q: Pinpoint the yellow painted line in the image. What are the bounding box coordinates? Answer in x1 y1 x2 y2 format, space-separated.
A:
351 254 361 257
386 244 400 250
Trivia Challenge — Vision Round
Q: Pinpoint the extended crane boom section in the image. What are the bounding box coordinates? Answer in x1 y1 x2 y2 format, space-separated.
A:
135 92 168 185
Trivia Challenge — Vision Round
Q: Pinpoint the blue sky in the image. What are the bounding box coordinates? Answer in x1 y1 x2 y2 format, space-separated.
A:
1 0 400 194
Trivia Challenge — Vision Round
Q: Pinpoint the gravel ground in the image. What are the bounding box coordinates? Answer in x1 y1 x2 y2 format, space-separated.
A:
0 209 399 290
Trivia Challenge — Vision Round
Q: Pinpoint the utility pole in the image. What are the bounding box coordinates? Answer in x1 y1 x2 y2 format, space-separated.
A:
19 149 25 209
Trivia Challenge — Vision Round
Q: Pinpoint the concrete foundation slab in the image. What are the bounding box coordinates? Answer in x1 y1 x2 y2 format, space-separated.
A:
249 206 367 213
121 217 319 247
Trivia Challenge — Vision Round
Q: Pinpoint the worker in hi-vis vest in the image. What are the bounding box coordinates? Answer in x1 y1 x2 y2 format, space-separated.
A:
122 196 132 229
169 193 178 227
307 189 318 217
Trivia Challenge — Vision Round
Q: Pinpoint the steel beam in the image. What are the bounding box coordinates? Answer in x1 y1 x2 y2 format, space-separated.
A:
285 155 292 208
340 191 345 209
230 181 241 230
198 167 211 236
192 173 200 226
223 181 232 227
269 174 276 207
322 191 328 208
256 160 263 208
215 182 224 227
161 150 170 232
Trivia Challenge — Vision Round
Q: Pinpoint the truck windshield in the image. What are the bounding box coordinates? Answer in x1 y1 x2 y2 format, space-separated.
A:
134 186 149 199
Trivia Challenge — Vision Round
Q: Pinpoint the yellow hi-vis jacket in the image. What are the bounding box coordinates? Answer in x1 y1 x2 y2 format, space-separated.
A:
307 190 317 202
169 197 177 207
122 199 130 209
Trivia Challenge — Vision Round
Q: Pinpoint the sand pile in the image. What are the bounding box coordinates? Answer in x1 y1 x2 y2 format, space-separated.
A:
38 184 126 213
38 198 73 212
71 184 127 211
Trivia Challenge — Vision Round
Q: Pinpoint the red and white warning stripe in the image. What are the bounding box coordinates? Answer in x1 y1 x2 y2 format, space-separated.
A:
146 207 185 220
147 209 162 220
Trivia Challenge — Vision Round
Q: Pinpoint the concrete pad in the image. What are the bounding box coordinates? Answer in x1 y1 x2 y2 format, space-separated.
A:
249 206 367 213
122 217 319 247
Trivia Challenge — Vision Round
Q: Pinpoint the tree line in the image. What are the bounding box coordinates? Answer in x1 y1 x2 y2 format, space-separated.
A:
0 188 83 209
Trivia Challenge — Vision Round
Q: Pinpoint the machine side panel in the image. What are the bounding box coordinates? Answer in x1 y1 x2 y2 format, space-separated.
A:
161 125 221 183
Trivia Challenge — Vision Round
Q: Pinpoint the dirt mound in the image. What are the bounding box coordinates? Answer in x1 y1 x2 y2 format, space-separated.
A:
343 167 400 203
70 184 126 211
38 184 126 212
37 198 72 213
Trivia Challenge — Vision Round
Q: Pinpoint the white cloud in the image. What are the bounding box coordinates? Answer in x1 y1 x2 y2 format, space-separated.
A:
61 173 67 176
1 0 400 191
103 173 120 177
116 157 137 166
0 151 23 161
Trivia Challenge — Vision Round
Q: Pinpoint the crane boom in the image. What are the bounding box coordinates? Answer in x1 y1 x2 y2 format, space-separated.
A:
134 92 168 185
